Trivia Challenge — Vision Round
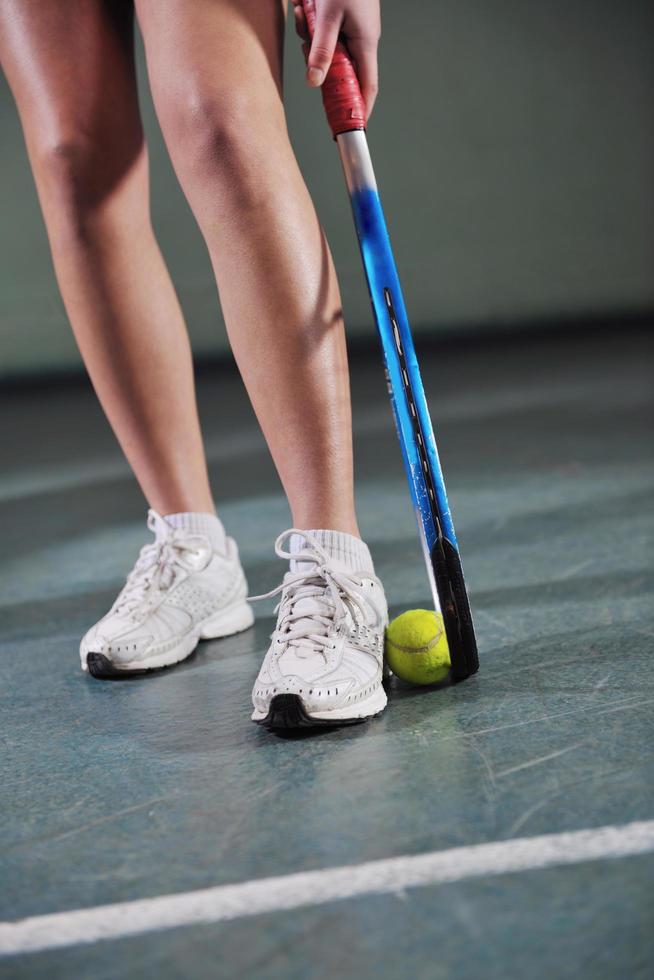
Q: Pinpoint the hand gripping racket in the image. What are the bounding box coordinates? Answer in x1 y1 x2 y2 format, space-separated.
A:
300 0 479 680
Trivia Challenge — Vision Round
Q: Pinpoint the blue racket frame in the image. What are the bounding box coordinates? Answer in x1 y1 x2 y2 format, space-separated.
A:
337 131 478 680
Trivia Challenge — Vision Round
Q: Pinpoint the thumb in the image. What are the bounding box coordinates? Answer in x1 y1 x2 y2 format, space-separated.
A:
306 11 341 86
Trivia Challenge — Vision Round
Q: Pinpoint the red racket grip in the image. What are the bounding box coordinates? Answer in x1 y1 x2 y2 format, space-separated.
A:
301 0 366 137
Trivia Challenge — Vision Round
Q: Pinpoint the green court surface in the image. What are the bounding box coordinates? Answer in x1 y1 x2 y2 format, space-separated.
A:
1 325 652 978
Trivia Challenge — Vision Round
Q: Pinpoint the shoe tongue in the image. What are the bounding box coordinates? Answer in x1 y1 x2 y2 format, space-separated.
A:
291 592 327 624
283 531 374 651
148 508 224 553
149 510 172 544
162 510 226 553
284 585 330 637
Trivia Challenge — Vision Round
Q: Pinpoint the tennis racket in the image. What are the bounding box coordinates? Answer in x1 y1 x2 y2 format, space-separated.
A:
300 0 479 680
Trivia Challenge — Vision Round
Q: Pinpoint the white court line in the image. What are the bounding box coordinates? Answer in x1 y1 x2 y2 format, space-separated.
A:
1 820 653 957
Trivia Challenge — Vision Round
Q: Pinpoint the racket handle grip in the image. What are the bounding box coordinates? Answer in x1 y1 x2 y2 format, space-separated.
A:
301 0 366 137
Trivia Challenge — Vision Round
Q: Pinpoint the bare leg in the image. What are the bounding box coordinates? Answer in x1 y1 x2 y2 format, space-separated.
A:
0 0 214 514
136 0 359 536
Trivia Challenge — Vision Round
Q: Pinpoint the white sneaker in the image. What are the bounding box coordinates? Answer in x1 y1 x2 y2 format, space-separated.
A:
80 510 254 677
250 529 388 728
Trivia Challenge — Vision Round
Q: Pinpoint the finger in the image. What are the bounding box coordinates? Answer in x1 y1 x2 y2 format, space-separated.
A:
346 37 379 120
293 3 309 42
306 10 342 87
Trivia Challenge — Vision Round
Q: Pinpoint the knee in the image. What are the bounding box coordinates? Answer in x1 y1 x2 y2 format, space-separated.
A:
34 132 144 229
37 136 105 207
163 87 286 212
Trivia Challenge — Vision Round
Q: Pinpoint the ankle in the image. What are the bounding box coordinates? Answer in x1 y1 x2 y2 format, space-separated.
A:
289 528 374 574
148 496 216 516
290 515 360 539
161 510 227 553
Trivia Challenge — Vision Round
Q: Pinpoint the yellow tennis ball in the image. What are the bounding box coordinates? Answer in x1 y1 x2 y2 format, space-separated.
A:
385 609 451 685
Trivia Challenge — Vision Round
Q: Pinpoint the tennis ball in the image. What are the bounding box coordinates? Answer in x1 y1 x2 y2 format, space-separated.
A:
385 609 451 685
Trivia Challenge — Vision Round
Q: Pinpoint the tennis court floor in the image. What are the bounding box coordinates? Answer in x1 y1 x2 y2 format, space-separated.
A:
1 325 652 978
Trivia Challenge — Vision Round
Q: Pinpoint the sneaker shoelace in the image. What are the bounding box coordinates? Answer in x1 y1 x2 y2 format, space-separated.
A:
248 529 371 661
113 510 212 617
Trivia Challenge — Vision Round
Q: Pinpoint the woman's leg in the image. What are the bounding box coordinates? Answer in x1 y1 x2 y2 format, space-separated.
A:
0 0 214 514
135 0 359 536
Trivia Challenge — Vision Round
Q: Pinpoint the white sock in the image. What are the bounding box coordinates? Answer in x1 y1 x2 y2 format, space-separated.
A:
163 511 227 554
289 529 374 575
